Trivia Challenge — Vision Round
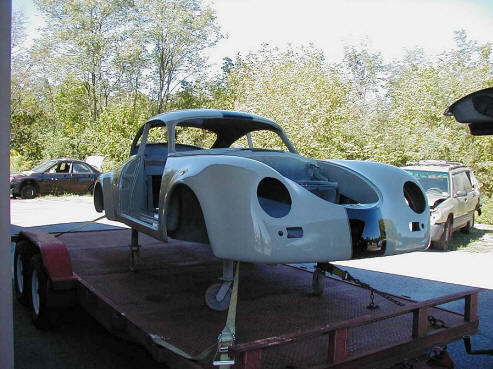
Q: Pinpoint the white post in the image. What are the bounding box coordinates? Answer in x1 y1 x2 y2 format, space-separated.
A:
0 1 14 369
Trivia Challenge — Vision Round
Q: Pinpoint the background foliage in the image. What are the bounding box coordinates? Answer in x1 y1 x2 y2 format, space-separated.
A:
11 1 493 220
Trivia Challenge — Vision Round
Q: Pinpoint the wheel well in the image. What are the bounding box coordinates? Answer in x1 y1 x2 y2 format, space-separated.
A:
16 238 40 256
21 180 39 193
166 184 209 244
94 182 104 213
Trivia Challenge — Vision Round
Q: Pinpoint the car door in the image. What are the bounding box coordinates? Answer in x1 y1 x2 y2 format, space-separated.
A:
71 162 96 193
42 161 73 194
451 172 468 227
118 122 151 225
461 171 477 215
38 163 58 194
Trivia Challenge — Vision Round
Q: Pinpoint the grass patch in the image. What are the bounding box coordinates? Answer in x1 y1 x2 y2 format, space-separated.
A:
447 226 493 253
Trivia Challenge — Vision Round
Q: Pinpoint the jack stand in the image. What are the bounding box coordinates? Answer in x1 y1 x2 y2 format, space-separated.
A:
128 228 141 272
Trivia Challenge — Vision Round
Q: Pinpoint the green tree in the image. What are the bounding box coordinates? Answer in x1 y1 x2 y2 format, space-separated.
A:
33 0 134 120
133 0 223 114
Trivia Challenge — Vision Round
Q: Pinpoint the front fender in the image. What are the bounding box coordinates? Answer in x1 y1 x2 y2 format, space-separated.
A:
96 172 117 220
161 155 352 263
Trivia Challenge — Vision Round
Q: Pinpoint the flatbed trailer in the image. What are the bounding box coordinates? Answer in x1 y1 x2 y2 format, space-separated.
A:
15 228 479 369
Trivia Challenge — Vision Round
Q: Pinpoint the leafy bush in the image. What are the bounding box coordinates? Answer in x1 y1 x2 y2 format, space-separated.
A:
477 195 493 225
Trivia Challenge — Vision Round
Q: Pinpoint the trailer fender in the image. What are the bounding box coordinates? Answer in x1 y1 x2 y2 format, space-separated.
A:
19 230 76 289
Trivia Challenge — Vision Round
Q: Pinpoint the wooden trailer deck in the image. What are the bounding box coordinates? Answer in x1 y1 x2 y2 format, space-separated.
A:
55 229 478 369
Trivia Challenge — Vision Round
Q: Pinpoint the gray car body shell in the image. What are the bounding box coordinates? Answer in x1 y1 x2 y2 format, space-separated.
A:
96 109 430 263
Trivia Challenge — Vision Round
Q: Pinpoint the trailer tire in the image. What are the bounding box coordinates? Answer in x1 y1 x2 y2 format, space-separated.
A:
14 240 37 306
31 254 53 329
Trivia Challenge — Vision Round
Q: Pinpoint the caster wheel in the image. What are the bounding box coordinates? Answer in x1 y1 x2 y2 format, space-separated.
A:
205 283 231 311
312 268 325 296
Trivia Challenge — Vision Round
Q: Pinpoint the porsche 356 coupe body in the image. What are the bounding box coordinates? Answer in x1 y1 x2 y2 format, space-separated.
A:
94 109 430 308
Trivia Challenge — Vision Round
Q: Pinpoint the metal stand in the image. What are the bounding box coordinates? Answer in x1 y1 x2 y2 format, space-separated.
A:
128 229 141 272
205 260 234 311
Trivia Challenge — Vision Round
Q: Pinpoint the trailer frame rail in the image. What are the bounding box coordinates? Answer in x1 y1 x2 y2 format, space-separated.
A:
233 288 479 369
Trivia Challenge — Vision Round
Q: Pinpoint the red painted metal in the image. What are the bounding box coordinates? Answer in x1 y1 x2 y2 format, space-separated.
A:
465 293 478 322
232 288 480 354
412 306 429 339
237 350 262 369
328 328 348 364
20 230 75 283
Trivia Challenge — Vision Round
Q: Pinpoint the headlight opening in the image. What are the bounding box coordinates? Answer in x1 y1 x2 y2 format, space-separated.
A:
257 177 292 218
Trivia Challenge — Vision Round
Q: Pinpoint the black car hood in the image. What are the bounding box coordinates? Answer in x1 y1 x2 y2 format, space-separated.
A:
444 87 493 135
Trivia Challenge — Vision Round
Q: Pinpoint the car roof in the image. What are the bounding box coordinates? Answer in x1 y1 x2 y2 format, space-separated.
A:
147 109 282 131
401 160 470 173
132 109 297 153
52 158 99 170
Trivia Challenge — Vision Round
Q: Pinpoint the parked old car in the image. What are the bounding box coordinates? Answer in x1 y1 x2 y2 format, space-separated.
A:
93 109 431 310
402 160 480 250
10 158 101 199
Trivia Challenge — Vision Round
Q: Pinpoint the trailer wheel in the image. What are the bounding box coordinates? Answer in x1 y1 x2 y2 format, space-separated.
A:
205 283 231 311
30 254 52 329
312 268 325 296
14 240 37 306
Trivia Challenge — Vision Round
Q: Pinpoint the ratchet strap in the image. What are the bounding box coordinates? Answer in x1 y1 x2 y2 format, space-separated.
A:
53 214 107 238
149 335 216 361
150 262 240 368
214 262 240 368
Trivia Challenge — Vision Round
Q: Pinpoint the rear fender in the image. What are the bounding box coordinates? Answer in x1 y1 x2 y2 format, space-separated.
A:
18 230 75 289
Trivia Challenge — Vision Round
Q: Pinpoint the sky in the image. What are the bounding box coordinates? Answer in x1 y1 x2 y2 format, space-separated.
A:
12 0 493 71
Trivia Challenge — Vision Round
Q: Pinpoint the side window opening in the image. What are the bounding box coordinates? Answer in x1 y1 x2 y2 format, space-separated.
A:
231 130 287 151
49 162 71 174
73 163 92 174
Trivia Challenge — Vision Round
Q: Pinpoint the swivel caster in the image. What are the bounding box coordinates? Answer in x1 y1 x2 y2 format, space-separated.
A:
205 260 234 311
205 282 232 311
128 229 141 272
129 247 140 272
312 268 325 296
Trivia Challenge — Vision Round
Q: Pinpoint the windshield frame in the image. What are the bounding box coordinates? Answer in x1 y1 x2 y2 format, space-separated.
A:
31 160 57 173
405 170 451 195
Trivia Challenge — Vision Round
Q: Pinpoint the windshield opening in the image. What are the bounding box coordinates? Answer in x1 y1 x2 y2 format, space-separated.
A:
406 170 450 195
32 160 57 173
